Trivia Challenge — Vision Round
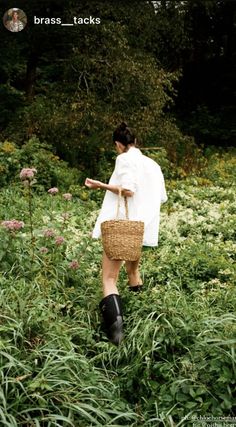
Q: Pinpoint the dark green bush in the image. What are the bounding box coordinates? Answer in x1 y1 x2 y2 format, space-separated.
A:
0 137 81 190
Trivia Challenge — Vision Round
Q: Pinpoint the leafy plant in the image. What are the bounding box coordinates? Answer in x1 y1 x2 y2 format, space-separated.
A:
0 148 235 425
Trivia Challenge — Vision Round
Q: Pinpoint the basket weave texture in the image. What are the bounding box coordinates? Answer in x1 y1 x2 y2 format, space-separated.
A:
101 188 144 261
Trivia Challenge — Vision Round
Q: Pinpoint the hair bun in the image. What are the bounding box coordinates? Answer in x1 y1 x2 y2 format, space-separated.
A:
113 122 135 146
120 122 127 131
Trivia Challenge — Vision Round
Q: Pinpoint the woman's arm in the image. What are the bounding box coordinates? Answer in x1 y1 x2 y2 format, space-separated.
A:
85 178 134 197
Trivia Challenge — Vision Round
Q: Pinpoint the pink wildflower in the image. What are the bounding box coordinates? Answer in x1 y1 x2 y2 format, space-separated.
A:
20 168 37 180
63 193 72 201
69 260 79 270
39 247 48 254
48 187 59 195
43 229 55 238
55 236 65 245
1 220 24 231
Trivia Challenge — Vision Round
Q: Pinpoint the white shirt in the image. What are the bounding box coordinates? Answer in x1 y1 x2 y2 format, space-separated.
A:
8 20 24 32
92 147 167 246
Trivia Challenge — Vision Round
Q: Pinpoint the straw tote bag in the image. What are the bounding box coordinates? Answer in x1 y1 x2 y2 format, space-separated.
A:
101 188 144 261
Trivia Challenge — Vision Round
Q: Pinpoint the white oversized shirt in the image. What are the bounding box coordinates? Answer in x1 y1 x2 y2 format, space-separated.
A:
8 20 24 32
92 147 167 246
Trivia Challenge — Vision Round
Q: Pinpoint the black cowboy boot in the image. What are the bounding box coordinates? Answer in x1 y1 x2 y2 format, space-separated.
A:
99 294 123 345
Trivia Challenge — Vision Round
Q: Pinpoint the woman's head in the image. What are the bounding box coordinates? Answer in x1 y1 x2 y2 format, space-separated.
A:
12 11 19 21
113 122 135 148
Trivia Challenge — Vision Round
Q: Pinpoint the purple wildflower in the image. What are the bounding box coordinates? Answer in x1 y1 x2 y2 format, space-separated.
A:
63 193 72 201
43 229 56 238
39 247 49 254
20 168 37 180
1 220 24 231
55 236 65 245
48 187 59 195
69 260 79 270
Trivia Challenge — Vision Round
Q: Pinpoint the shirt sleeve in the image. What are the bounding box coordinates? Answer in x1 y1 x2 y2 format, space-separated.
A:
115 154 137 193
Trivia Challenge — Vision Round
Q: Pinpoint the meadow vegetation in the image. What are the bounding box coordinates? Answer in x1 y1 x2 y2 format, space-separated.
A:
0 147 235 426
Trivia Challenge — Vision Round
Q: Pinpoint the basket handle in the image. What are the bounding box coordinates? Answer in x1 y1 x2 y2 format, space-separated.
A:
115 187 129 220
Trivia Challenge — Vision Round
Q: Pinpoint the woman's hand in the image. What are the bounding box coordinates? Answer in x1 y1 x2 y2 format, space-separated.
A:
85 178 102 189
122 189 134 197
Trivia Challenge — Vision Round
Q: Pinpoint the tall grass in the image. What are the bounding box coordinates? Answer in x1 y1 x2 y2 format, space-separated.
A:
0 150 236 425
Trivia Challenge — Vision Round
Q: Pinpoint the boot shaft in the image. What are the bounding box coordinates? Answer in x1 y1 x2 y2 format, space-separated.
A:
99 294 123 345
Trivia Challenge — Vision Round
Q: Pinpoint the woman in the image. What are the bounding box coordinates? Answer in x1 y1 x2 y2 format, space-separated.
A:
85 122 167 345
7 10 24 32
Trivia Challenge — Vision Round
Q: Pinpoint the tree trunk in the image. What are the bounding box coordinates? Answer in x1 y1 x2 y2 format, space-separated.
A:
224 1 236 60
25 53 38 101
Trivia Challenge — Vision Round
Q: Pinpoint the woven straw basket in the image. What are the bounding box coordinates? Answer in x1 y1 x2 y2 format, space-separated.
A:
101 188 144 261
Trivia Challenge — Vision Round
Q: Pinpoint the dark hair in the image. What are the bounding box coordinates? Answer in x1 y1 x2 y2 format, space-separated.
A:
113 122 135 146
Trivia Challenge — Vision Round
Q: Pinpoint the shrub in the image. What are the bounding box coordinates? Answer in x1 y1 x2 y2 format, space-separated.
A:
0 136 81 190
145 119 207 177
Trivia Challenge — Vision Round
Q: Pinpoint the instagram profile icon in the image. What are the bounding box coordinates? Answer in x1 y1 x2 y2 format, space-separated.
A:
3 8 27 32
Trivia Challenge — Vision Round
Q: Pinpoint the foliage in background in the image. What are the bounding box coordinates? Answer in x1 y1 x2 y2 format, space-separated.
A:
0 137 81 190
1 0 234 179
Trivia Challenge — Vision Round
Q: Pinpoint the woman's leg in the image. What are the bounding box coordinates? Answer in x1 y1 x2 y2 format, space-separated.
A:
102 251 123 297
125 257 142 288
